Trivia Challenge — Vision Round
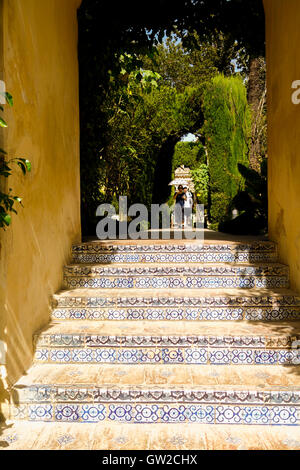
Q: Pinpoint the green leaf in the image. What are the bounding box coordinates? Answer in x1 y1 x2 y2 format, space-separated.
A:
25 159 32 172
5 92 13 107
3 213 11 226
0 117 8 128
17 158 31 174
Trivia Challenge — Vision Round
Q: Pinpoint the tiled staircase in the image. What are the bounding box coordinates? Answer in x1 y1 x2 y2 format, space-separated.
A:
9 238 300 426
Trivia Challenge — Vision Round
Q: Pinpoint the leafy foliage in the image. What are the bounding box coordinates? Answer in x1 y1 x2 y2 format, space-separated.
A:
172 141 206 172
191 164 209 205
203 75 251 225
0 93 31 229
100 78 205 209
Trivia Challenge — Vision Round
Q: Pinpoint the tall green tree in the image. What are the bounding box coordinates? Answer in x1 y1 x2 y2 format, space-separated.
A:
172 141 206 172
203 75 251 228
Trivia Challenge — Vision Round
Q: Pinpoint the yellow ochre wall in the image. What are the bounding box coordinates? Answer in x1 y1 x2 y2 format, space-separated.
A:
0 0 81 412
264 0 300 292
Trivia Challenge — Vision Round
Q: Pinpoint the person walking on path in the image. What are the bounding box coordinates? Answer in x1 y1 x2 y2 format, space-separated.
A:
183 187 193 228
173 185 186 228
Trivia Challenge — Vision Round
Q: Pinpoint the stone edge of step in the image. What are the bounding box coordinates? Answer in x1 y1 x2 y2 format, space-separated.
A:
63 263 289 275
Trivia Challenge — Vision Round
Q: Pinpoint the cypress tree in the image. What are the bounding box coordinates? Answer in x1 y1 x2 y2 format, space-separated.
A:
203 75 251 228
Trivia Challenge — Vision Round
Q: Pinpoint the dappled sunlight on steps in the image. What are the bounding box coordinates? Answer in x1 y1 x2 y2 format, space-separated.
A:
7 233 300 428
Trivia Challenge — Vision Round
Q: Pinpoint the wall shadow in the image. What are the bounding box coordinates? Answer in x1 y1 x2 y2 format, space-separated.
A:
0 377 14 449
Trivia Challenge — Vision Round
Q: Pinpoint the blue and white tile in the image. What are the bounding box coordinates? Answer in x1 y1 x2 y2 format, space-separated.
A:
185 348 208 364
81 404 106 422
160 405 187 423
209 349 231 365
94 348 117 363
134 404 160 423
231 349 254 364
29 404 53 422
268 407 298 425
108 404 135 422
117 348 161 364
55 404 81 422
215 406 247 424
35 349 49 361
162 348 184 364
184 405 215 423
49 349 72 363
277 350 300 365
254 350 278 365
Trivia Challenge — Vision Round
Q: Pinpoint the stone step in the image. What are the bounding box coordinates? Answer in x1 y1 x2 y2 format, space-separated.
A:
9 364 300 425
52 288 300 321
4 421 300 450
72 241 277 264
33 321 300 366
63 263 289 290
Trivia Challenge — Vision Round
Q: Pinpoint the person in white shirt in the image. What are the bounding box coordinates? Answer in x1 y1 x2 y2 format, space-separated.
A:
183 187 193 228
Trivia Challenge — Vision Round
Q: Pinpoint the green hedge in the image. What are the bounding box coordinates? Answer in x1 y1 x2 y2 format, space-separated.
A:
203 75 251 226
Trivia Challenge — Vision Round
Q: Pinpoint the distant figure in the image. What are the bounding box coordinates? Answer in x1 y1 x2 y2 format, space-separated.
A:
173 185 186 228
183 187 193 228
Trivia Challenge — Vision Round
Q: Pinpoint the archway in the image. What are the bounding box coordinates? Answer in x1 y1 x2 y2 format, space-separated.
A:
77 0 267 237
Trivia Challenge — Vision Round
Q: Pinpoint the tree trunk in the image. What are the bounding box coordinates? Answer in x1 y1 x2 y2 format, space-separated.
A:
247 56 266 172
152 134 181 205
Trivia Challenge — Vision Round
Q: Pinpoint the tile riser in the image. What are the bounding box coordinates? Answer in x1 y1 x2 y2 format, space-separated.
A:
65 265 288 276
72 253 278 264
51 307 300 321
72 242 277 256
34 347 300 366
53 294 300 309
9 402 300 426
13 387 300 405
63 277 289 290
34 333 300 349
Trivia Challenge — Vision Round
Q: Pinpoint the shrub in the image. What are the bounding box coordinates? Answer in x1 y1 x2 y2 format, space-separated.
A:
203 75 251 226
191 164 209 205
209 192 231 226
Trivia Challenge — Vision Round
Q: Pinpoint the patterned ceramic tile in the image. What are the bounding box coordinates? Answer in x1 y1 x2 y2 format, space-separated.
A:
52 305 300 321
209 349 231 365
108 404 135 422
277 350 300 365
254 350 278 365
29 404 53 421
185 348 208 364
230 349 254 364
11 402 300 425
268 407 298 425
55 404 80 422
53 293 300 309
64 275 289 290
72 242 277 259
80 404 106 422
72 251 278 264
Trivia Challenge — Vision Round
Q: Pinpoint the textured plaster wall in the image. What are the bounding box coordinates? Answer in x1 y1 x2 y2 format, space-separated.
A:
264 0 300 292
0 0 81 410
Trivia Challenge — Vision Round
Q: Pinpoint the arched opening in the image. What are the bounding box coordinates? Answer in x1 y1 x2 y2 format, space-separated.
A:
77 0 267 239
